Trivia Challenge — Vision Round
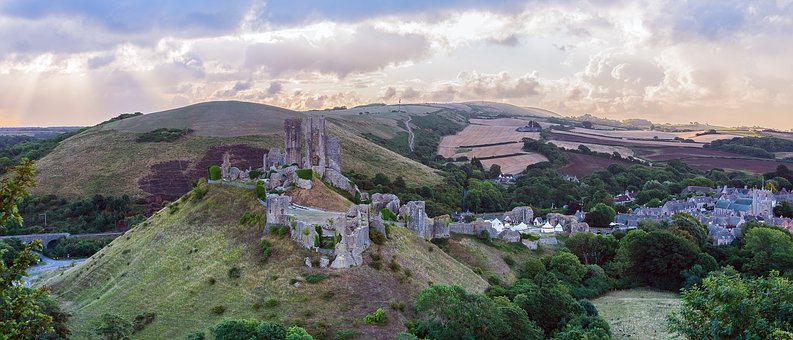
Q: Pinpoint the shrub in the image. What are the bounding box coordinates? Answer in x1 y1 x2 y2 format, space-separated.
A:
192 178 209 201
295 169 313 180
304 273 327 284
208 165 222 180
212 319 258 339
503 255 516 266
136 128 192 142
249 170 262 180
270 225 290 237
228 267 242 279
363 308 388 326
473 267 483 275
380 208 398 221
240 212 260 225
259 239 272 261
389 300 406 312
286 326 313 340
256 182 267 200
207 277 216 285
132 312 157 332
94 313 132 339
211 305 226 315
256 322 287 340
265 299 280 308
185 331 206 340
369 228 386 245
389 258 401 272
334 329 360 340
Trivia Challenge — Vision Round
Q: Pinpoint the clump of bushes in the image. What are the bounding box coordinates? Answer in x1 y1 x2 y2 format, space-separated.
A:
363 308 388 326
185 331 206 340
192 178 209 201
43 238 111 259
135 128 192 143
380 208 398 221
389 257 401 272
264 299 279 308
239 211 261 225
503 255 516 266
270 225 290 238
370 251 383 270
228 267 242 279
211 319 287 340
304 273 327 284
295 169 313 180
369 228 386 245
255 180 266 200
132 312 157 332
208 165 222 181
211 305 226 315
259 239 272 261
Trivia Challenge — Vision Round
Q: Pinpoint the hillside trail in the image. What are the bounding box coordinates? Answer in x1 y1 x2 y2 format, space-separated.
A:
405 116 415 152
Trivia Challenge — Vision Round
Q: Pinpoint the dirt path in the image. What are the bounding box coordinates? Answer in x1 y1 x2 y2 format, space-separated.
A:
405 116 415 152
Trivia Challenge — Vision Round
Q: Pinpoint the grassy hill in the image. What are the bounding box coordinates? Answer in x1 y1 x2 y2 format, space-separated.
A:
99 101 302 137
39 185 487 339
31 101 443 199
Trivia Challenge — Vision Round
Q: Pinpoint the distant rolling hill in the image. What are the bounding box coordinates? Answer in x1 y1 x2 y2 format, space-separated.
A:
32 101 443 201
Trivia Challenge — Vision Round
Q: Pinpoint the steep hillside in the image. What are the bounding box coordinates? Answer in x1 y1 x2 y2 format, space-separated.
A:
100 101 302 137
39 185 487 339
32 102 443 199
287 178 354 212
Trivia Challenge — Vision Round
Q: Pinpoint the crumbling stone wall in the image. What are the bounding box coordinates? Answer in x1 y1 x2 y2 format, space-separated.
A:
326 137 342 172
265 195 291 230
284 119 302 166
400 201 434 240
546 213 590 234
371 194 400 215
331 204 372 269
303 117 326 169
508 206 534 224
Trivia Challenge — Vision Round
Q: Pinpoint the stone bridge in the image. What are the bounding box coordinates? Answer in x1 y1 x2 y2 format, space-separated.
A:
0 232 123 249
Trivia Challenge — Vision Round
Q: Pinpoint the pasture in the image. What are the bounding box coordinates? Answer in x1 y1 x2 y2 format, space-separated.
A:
593 288 681 340
481 154 548 174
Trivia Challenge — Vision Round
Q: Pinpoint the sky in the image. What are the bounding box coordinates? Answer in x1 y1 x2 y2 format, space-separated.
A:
0 0 792 129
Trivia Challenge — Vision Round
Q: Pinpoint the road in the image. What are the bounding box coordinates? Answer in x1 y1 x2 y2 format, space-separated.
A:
25 253 85 286
405 116 415 152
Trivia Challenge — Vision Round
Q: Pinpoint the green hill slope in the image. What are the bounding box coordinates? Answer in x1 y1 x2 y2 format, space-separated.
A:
40 185 487 339
99 101 302 137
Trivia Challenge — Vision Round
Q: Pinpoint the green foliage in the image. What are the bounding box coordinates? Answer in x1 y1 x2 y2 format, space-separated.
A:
256 181 267 200
185 331 206 340
565 232 618 266
192 178 209 201
270 225 290 238
511 274 584 334
380 208 397 221
211 305 226 314
334 329 360 340
212 319 260 340
286 325 314 340
363 308 388 326
259 239 273 262
523 139 569 166
135 128 193 143
517 257 546 280
583 203 616 228
414 284 543 340
668 270 793 339
132 312 157 332
303 273 327 284
707 136 793 158
743 227 793 276
464 179 508 213
0 159 36 229
503 255 516 266
249 170 262 180
256 321 287 340
240 211 261 225
369 228 386 245
94 313 132 340
545 252 588 286
620 230 702 290
228 267 242 279
209 165 222 181
43 237 111 259
295 169 313 180
775 201 793 218
0 130 84 174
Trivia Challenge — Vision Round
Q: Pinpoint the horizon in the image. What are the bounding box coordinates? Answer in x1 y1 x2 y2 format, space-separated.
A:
1 1 793 129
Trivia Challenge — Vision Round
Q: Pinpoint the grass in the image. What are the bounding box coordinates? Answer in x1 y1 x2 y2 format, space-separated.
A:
592 288 681 340
38 186 484 339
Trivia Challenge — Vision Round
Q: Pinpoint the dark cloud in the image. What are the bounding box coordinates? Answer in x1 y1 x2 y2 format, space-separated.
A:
381 87 397 101
244 25 430 77
266 82 283 96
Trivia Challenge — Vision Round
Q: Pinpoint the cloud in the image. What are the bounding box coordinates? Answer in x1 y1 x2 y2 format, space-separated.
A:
244 25 431 77
433 71 542 101
381 87 397 101
266 82 283 96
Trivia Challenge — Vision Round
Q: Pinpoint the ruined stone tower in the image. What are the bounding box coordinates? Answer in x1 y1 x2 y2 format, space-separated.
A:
326 137 342 172
302 117 326 169
284 119 302 165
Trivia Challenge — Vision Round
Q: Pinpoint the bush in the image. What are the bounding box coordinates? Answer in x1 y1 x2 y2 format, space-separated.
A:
211 305 226 315
389 301 406 312
304 273 327 284
185 331 206 340
286 326 313 340
192 178 209 201
228 267 242 279
256 181 267 200
240 211 260 225
295 169 313 180
208 165 222 180
259 239 272 261
503 255 516 266
380 208 398 221
94 313 132 340
334 329 360 340
256 322 287 340
363 308 388 326
369 228 386 245
270 225 290 238
212 319 258 339
136 128 192 142
265 299 280 308
249 170 262 180
132 312 157 332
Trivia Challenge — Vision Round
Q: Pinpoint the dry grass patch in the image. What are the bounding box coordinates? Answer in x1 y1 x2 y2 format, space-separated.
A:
592 288 680 340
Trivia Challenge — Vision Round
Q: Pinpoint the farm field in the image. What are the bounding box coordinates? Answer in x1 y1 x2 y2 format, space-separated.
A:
558 152 635 177
438 125 540 157
481 154 548 174
593 288 680 340
550 141 635 158
570 127 740 143
681 157 786 174
552 130 704 148
453 143 524 159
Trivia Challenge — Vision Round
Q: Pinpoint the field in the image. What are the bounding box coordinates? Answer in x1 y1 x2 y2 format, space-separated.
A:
551 130 704 148
482 154 548 174
593 288 680 340
39 186 487 339
559 152 636 177
438 118 541 158
550 141 635 158
569 127 740 143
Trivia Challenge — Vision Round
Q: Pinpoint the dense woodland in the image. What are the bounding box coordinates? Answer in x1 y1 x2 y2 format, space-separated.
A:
706 136 793 159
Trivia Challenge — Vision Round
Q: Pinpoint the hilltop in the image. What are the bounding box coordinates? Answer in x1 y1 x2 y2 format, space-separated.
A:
39 185 488 339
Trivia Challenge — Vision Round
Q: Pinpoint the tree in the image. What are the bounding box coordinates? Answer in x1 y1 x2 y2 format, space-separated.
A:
583 203 616 227
489 164 502 179
208 165 221 181
565 233 618 266
545 252 587 286
668 270 793 339
286 326 314 340
1 160 60 338
94 313 132 340
622 231 701 290
774 201 793 218
373 173 390 187
744 227 793 276
512 274 583 334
